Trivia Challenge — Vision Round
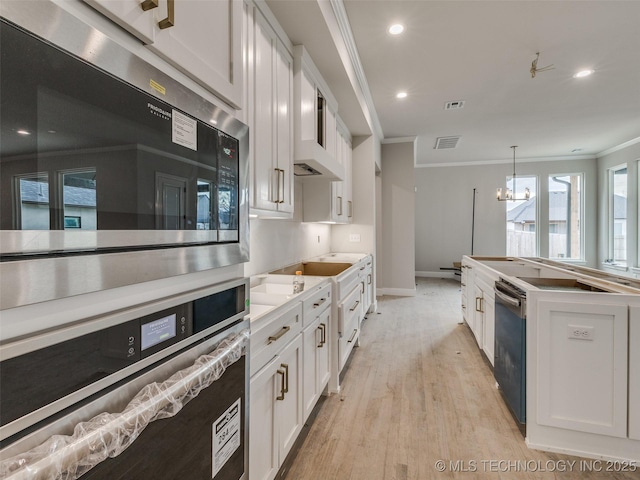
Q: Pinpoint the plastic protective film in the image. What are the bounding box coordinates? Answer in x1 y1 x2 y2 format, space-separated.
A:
0 329 249 480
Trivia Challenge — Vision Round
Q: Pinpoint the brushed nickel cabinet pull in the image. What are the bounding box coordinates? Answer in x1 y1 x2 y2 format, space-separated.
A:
281 363 289 394
140 0 158 11
319 323 326 345
367 274 372 285
347 329 358 343
475 297 484 313
158 0 175 29
348 200 353 218
337 196 343 216
267 325 290 344
349 300 360 312
276 369 286 400
317 325 324 347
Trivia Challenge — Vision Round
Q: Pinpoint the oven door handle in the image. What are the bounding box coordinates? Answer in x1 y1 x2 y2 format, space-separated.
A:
0 330 250 480
494 289 521 307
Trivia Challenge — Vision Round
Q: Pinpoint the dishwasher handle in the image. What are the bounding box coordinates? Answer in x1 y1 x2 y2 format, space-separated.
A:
494 289 521 307
0 329 250 480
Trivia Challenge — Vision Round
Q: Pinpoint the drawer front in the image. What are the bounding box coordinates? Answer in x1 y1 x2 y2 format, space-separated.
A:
302 283 332 327
338 285 362 336
250 302 302 377
338 310 359 371
337 268 360 300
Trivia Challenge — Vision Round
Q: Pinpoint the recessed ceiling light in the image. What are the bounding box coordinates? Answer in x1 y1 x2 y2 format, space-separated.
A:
388 24 404 35
573 69 594 78
17 129 31 135
396 91 407 99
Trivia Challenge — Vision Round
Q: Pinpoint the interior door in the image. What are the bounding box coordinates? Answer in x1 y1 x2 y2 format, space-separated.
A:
156 173 187 230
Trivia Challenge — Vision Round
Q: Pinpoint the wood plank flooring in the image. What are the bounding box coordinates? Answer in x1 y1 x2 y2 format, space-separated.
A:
283 278 640 480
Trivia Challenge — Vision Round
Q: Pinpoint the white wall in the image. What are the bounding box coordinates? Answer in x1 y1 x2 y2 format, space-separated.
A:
380 142 416 295
597 141 640 273
245 178 332 276
414 157 598 274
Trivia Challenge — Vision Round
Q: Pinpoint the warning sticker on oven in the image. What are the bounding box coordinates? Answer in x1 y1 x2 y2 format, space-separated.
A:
212 398 241 478
172 109 197 151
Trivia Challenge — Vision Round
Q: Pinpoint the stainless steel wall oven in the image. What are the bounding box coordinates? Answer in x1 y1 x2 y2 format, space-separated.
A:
0 279 249 480
0 2 249 309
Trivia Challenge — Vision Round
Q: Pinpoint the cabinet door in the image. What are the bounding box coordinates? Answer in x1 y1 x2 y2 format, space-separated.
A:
482 291 495 366
472 284 484 346
276 335 303 462
274 40 293 213
146 0 243 108
344 139 353 222
83 0 156 44
302 310 329 421
316 308 331 393
251 12 277 211
249 357 279 480
537 300 628 437
302 317 321 421
629 306 640 440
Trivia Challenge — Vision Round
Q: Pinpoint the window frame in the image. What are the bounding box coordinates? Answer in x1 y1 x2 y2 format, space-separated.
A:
607 164 628 267
547 172 585 262
505 174 539 257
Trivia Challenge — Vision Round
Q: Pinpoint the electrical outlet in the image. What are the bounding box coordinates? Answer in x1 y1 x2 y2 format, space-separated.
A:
349 234 361 243
567 325 594 341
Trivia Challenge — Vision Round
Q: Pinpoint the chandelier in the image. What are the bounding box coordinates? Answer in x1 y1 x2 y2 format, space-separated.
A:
496 146 530 202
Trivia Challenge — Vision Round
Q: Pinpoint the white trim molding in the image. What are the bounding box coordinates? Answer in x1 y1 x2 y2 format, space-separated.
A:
597 136 640 158
376 287 416 297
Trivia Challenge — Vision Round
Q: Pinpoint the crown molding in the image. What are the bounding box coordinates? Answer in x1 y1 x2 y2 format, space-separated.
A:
597 136 640 158
415 154 597 168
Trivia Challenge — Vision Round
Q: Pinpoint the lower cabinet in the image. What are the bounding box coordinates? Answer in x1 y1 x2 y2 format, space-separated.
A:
338 285 362 371
536 299 628 438
302 307 331 421
629 306 640 440
250 334 303 480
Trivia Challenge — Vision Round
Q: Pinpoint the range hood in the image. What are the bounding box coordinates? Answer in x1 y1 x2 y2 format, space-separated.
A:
293 142 345 180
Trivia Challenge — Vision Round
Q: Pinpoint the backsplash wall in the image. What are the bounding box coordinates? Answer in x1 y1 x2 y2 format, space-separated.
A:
244 179 332 277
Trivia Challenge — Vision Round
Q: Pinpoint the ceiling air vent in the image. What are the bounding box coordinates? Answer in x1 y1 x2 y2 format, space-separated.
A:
444 100 465 110
434 136 461 149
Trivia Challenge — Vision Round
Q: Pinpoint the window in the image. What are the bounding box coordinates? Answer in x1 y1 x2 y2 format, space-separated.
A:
506 176 537 256
609 165 627 265
61 170 97 230
549 174 582 260
15 173 50 230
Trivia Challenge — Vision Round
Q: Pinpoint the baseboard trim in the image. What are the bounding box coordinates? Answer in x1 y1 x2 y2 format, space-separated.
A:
376 287 416 297
416 270 458 279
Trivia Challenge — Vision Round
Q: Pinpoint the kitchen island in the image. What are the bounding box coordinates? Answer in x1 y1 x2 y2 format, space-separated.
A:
461 256 640 464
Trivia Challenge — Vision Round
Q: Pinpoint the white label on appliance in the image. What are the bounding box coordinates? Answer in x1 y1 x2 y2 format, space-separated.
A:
212 398 241 478
172 109 197 151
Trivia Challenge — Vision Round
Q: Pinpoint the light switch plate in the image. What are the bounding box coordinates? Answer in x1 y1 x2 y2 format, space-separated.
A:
349 234 361 242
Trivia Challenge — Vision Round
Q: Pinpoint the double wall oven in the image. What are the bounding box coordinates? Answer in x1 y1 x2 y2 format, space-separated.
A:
1 2 250 478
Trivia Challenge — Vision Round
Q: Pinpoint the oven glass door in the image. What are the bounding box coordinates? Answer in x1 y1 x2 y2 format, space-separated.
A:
0 20 240 257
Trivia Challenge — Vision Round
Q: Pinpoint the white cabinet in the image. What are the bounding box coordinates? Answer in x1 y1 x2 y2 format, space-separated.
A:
302 306 331 421
302 124 353 223
338 285 362 371
629 306 640 440
360 257 373 314
292 45 344 180
84 0 243 108
250 334 303 480
536 299 628 438
475 276 495 365
246 7 293 216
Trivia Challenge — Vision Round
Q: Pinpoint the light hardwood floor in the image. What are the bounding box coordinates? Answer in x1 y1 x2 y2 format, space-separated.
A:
283 278 640 480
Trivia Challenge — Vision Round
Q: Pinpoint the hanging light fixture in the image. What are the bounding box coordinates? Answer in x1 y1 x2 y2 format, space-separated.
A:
496 146 530 202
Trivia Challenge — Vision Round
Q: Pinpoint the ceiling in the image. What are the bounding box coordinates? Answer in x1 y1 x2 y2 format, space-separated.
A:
265 0 640 166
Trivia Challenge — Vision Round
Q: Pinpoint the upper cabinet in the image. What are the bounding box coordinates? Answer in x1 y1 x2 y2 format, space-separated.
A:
83 0 243 108
292 46 344 181
244 3 294 217
303 118 353 224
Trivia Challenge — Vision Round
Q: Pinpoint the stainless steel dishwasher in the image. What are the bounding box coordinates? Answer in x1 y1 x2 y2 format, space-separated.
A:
494 278 527 433
0 278 249 480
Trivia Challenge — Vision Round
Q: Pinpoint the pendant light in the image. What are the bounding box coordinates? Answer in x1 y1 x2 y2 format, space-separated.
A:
496 146 530 201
